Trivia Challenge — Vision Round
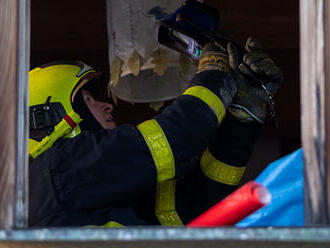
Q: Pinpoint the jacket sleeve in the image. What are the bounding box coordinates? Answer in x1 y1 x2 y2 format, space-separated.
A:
29 70 234 218
175 113 262 224
132 70 237 226
137 70 236 182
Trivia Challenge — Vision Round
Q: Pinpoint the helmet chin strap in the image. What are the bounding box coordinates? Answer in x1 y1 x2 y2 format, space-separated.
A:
29 111 82 159
29 90 102 159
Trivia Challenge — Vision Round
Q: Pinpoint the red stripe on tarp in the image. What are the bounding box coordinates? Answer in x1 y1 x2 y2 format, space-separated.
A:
64 115 77 128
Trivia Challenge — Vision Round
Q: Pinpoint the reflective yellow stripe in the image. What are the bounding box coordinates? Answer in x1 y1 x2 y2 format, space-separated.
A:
137 119 182 225
103 221 124 228
64 125 81 138
29 111 82 159
183 86 225 124
156 180 183 226
137 119 175 183
28 138 39 155
84 221 124 228
201 149 246 185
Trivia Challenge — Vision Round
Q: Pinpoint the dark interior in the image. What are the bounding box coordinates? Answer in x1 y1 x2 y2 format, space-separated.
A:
30 0 300 182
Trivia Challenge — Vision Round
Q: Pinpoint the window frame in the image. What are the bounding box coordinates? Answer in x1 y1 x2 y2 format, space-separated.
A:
0 0 330 247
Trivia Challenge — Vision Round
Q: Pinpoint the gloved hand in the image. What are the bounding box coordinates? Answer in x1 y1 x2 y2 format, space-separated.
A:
194 41 237 108
198 41 231 74
227 37 283 123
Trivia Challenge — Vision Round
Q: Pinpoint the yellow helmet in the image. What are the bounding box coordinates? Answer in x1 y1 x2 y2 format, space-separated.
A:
29 61 100 158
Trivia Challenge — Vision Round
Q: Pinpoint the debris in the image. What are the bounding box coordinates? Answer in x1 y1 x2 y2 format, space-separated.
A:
128 50 141 76
150 101 165 112
110 56 123 86
151 48 169 76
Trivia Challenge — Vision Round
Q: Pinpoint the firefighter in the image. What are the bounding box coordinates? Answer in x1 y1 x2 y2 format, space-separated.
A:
28 38 282 226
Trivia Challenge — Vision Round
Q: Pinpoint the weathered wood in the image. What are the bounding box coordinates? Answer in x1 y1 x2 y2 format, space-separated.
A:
300 0 330 224
0 0 19 229
325 0 330 224
0 0 29 229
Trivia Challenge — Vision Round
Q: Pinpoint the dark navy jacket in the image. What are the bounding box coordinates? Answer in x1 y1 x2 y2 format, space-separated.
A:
29 71 260 227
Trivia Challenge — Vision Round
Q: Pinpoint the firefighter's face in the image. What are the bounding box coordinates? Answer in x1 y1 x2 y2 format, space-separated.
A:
81 89 116 129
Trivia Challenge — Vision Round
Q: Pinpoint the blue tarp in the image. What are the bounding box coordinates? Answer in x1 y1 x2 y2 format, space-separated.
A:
236 148 304 227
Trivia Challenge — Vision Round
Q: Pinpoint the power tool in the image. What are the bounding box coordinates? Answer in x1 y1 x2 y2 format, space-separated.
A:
157 0 278 126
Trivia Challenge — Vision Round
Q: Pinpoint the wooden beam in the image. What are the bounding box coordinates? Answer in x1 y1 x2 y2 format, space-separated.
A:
325 0 330 224
0 0 29 229
300 0 330 224
0 0 19 229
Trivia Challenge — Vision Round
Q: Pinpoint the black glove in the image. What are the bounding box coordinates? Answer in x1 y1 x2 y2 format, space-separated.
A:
227 37 283 123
